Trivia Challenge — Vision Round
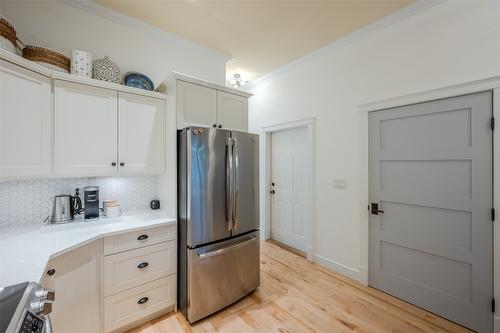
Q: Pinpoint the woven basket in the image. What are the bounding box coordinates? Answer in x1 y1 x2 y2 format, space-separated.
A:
22 46 70 72
0 16 17 49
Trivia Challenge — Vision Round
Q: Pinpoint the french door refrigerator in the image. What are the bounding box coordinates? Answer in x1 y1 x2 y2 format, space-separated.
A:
177 127 260 323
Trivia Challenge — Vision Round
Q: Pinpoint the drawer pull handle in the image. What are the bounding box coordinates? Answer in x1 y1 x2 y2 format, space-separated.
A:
137 297 149 305
137 262 149 269
137 234 149 241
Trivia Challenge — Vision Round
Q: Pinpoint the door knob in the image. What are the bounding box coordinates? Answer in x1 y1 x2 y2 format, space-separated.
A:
371 203 384 215
270 190 275 194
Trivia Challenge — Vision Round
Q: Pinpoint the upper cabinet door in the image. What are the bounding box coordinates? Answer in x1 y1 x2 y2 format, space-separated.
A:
54 80 118 176
216 91 248 131
0 59 52 180
118 92 166 175
177 80 216 128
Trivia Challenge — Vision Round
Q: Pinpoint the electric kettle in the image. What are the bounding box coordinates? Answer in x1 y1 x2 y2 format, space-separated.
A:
50 195 75 224
49 190 84 224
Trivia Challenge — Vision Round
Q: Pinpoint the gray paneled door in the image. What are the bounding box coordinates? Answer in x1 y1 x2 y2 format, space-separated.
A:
369 92 493 332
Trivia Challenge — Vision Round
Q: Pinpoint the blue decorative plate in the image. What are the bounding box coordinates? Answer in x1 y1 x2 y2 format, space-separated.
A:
122 72 154 91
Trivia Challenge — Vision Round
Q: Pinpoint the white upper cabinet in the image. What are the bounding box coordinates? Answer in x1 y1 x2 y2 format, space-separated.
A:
118 92 165 175
167 74 251 131
54 80 166 177
0 59 52 179
177 80 216 128
216 91 248 131
54 80 118 176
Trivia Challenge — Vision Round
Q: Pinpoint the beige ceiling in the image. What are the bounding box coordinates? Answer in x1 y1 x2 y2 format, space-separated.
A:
96 0 414 82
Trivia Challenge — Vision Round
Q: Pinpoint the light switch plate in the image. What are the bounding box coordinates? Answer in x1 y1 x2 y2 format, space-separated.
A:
332 179 346 189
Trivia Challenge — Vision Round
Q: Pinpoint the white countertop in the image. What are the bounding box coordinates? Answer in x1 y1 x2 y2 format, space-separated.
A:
0 211 176 287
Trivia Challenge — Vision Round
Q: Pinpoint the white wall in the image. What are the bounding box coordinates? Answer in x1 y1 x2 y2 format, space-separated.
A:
248 1 500 328
1 0 229 86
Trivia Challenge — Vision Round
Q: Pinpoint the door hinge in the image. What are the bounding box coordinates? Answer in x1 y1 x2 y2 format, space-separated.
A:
492 298 496 313
491 117 495 130
492 208 495 221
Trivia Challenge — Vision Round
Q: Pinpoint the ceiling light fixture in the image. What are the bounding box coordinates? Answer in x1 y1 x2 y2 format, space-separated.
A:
229 73 248 89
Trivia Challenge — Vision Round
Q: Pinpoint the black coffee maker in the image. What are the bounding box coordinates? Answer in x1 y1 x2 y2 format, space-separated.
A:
84 186 100 221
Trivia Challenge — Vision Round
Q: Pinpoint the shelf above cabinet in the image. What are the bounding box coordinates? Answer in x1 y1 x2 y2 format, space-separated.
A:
0 48 167 101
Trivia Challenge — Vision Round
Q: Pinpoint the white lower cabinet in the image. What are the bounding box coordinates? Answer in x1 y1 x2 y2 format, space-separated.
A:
41 240 103 333
103 224 176 255
103 225 177 333
103 275 176 333
40 224 176 333
103 241 176 296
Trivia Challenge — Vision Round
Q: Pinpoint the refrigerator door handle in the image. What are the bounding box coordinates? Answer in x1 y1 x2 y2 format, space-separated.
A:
226 138 234 230
232 138 239 230
197 235 258 259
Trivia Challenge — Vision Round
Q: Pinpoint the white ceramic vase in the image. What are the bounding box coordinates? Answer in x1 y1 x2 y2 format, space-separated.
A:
70 50 92 78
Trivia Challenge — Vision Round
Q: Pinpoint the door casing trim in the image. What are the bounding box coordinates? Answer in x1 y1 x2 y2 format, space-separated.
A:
261 117 315 261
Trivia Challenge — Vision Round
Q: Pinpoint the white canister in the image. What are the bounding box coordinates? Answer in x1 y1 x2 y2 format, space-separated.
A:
106 205 121 218
71 50 92 78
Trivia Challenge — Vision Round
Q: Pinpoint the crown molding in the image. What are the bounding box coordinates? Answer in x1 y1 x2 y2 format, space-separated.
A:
244 0 443 90
58 0 232 62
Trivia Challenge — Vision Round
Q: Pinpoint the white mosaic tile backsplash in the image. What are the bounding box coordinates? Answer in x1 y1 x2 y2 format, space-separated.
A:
0 176 159 227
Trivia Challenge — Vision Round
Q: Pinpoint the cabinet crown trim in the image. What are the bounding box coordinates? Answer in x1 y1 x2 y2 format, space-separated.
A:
160 71 253 98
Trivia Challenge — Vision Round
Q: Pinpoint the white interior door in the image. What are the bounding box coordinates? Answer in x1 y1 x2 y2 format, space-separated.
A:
270 127 308 252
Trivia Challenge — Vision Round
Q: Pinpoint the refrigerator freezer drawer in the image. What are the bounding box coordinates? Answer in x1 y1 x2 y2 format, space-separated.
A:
187 231 260 323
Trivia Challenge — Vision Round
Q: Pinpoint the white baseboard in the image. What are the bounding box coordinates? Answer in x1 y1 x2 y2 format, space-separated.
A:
358 265 369 285
495 316 500 333
313 254 360 281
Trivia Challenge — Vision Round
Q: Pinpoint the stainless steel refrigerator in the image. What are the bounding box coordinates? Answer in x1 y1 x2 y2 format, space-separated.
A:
177 127 260 323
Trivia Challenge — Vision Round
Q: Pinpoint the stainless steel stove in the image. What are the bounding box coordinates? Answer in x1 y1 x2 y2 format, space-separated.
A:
0 281 54 333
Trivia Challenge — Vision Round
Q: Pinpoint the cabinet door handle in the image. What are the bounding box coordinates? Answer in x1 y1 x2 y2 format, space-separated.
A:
119 162 125 167
47 269 56 276
111 162 116 166
212 124 217 128
218 124 222 128
137 262 149 269
137 234 149 241
137 297 149 304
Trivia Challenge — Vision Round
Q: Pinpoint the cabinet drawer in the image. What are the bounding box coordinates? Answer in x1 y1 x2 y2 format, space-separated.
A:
104 241 175 296
104 275 175 332
104 225 175 255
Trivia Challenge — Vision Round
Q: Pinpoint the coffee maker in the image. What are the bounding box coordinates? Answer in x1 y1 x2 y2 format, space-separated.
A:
84 186 100 221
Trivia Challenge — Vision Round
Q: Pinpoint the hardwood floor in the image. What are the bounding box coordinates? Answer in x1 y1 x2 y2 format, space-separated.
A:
127 241 471 333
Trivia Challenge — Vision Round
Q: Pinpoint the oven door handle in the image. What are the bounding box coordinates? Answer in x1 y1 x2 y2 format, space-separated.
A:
43 315 53 333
